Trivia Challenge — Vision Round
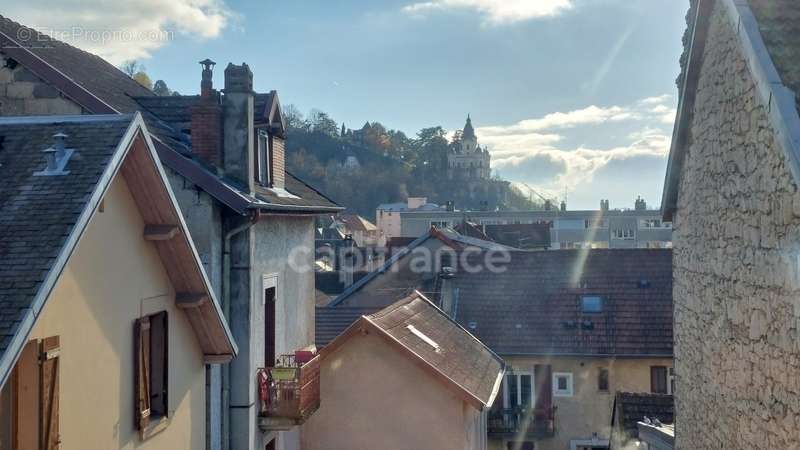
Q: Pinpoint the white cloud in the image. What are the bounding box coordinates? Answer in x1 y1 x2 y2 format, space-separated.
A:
472 96 675 198
402 0 573 24
6 0 234 64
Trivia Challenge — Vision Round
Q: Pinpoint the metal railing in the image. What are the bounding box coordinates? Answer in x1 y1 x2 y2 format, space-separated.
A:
487 406 557 438
257 352 321 426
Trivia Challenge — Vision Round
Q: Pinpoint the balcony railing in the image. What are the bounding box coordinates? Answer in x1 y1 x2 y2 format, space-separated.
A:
257 351 321 431
487 406 557 439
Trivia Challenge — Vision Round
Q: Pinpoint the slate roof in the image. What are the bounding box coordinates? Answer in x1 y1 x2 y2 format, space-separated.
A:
617 392 674 438
748 0 800 113
0 115 133 354
315 305 379 346
0 16 339 214
364 293 504 407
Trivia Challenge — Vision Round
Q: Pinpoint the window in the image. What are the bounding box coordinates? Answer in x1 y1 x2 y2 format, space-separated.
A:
581 296 603 313
504 372 534 408
553 372 573 397
598 368 609 392
611 228 635 240
256 130 271 186
650 366 668 394
431 220 450 229
135 311 168 430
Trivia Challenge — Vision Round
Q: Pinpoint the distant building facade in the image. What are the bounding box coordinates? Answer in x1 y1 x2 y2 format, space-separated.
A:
448 115 491 180
378 198 672 250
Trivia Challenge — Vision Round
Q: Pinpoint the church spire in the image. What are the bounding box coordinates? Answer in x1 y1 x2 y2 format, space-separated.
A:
462 114 476 140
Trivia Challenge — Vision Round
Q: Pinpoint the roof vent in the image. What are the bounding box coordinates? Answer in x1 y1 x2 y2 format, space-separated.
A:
638 279 651 289
34 132 73 176
581 320 594 330
562 320 577 329
468 321 477 330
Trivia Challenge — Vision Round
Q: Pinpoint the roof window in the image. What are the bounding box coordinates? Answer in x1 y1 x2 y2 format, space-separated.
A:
581 295 603 313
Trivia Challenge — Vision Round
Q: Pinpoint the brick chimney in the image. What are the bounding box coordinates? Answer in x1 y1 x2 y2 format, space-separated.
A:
190 59 222 168
223 63 255 192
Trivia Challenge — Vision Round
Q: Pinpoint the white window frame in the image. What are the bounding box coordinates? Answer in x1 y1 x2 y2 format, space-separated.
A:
668 367 675 395
553 372 574 397
503 371 535 409
430 220 450 229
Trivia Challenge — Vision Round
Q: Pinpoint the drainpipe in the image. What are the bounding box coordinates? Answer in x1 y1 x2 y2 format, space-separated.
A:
222 211 260 450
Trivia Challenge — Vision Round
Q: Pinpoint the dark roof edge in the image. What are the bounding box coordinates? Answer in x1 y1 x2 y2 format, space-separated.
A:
0 114 140 389
661 0 712 221
662 0 800 220
326 231 434 306
499 352 673 359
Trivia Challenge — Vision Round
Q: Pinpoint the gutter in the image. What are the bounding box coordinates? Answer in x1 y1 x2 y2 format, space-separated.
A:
221 212 260 450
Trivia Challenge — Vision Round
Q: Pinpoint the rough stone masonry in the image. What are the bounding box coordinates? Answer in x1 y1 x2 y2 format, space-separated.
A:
674 3 800 448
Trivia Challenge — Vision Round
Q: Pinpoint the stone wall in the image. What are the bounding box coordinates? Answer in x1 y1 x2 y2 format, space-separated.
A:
0 53 84 116
674 3 800 448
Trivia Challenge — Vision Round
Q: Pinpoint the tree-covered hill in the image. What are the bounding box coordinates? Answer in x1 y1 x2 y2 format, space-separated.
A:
283 106 538 219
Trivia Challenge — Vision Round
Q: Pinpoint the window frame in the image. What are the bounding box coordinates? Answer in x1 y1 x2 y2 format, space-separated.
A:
256 129 272 187
581 295 603 313
135 310 169 434
598 367 610 392
650 365 668 394
503 371 535 409
553 372 574 397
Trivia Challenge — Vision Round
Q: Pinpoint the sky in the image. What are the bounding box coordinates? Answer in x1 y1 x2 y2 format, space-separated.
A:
6 0 689 210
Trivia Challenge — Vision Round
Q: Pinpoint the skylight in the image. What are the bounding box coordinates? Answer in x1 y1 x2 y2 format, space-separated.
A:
581 295 603 313
407 325 440 351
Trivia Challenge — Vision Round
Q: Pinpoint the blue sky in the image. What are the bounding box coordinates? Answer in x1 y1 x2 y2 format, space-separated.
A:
9 0 689 210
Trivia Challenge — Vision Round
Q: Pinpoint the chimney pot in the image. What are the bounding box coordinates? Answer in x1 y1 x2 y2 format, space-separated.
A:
199 58 216 98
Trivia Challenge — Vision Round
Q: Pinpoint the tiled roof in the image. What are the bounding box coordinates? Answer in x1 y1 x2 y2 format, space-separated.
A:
365 293 504 407
338 214 377 232
748 0 800 113
0 15 153 113
315 306 379 346
454 249 673 356
617 392 674 438
0 115 133 354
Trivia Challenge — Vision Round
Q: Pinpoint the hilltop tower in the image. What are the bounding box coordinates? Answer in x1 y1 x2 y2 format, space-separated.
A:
447 115 491 180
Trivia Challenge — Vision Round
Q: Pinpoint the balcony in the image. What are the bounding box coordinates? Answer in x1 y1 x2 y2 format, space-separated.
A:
487 406 557 439
257 351 321 431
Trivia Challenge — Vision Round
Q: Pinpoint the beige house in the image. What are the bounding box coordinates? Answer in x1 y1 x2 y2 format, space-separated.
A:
324 232 674 450
0 113 237 449
662 0 800 448
305 292 504 450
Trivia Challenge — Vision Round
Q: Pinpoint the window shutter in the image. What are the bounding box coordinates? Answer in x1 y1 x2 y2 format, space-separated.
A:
15 341 40 450
134 317 151 430
651 366 667 394
39 336 60 450
149 312 168 417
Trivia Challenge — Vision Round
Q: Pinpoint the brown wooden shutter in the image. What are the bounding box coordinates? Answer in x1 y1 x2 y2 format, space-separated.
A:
149 312 168 417
651 366 667 394
39 336 60 450
534 364 552 411
14 341 40 450
134 317 151 430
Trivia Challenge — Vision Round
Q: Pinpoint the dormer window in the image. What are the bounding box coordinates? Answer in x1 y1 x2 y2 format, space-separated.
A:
257 129 271 186
581 295 603 313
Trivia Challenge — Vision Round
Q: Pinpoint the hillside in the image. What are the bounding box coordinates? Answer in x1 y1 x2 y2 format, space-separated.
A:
283 108 538 219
